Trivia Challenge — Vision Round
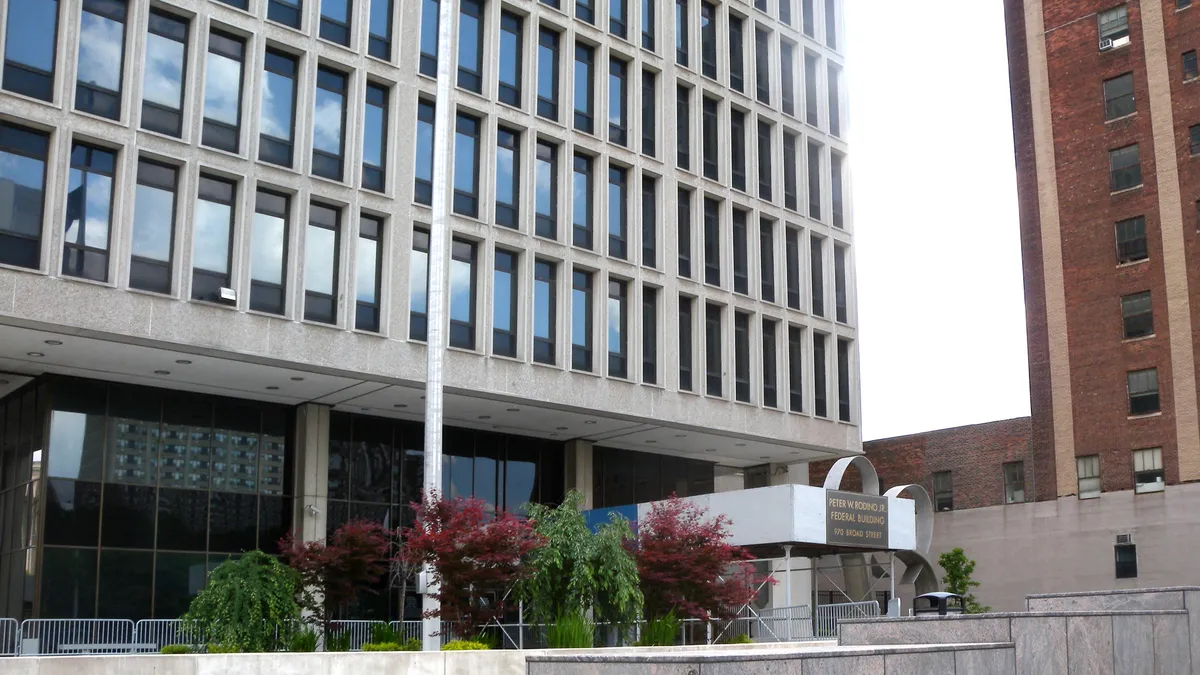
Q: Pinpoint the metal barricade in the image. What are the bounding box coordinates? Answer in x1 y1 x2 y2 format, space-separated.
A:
813 600 880 638
134 619 209 651
19 619 137 655
327 619 387 651
0 618 17 656
390 620 423 642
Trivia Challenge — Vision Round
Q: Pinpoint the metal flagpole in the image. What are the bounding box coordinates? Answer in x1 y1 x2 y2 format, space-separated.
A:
422 0 459 653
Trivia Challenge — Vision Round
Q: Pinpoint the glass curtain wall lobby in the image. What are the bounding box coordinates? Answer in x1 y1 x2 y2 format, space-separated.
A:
0 375 719 621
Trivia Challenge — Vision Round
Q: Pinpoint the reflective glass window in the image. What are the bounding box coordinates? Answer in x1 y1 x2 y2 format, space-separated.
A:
450 239 476 350
458 0 484 93
62 143 115 282
355 215 383 332
496 128 520 228
414 100 434 205
572 269 593 371
3 0 59 101
573 154 593 249
250 189 289 315
493 249 518 357
420 0 439 77
202 31 245 153
313 67 348 181
305 203 340 324
410 229 429 340
130 159 177 294
608 280 628 378
76 0 127 120
320 0 352 45
534 260 556 364
142 10 188 136
535 141 558 238
368 0 393 59
499 13 523 106
608 166 627 259
538 28 560 120
362 83 388 192
453 113 481 217
259 49 297 167
192 175 236 302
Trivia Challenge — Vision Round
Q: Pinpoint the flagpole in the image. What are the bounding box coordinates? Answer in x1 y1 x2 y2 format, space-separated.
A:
422 0 458 653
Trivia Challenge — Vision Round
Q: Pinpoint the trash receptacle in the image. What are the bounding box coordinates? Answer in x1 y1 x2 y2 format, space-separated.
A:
913 592 965 616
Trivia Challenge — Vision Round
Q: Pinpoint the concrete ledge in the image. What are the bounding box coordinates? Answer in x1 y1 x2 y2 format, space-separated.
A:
526 642 1015 663
839 608 1188 624
1026 586 1200 599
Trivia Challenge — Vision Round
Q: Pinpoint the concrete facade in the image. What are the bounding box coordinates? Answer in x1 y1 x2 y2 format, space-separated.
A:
0 0 862 621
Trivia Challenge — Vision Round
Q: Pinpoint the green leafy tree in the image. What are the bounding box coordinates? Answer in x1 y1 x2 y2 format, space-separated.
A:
181 550 302 652
517 491 642 640
938 548 991 613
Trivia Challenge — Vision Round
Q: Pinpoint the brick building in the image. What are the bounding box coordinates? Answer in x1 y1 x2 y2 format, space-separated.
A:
803 0 1200 611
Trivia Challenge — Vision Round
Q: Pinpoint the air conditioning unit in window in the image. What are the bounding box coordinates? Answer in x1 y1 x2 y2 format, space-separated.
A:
1116 533 1134 545
1099 37 1115 51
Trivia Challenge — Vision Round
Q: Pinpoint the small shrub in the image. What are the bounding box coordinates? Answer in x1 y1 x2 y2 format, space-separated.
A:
441 640 490 651
362 642 402 652
635 610 679 647
725 633 752 645
401 638 423 651
547 612 595 649
289 628 318 652
206 644 242 654
160 644 191 655
326 632 352 652
370 623 399 645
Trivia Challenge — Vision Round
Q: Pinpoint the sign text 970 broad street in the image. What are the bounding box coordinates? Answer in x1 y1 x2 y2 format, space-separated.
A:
825 490 889 549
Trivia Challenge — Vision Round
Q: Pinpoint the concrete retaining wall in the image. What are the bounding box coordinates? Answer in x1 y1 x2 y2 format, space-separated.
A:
526 643 1017 675
0 651 529 675
838 610 1194 674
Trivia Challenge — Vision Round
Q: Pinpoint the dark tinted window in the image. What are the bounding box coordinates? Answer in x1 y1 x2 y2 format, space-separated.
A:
3 0 59 101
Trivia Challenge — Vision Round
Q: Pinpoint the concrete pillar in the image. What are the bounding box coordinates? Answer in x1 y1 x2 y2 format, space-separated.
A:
293 403 331 542
564 439 595 509
770 556 814 610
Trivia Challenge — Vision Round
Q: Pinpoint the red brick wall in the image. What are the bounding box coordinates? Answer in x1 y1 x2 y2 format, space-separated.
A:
809 417 1034 511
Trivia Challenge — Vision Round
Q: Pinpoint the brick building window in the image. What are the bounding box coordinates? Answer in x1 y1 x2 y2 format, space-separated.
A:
1077 455 1101 499
1097 6 1128 45
1115 216 1147 263
1121 291 1153 338
1127 368 1159 415
1102 73 1134 120
1190 124 1200 155
1184 51 1198 80
1132 448 1164 493
1180 0 1193 9
932 471 952 512
1114 543 1137 578
1109 144 1141 191
1003 462 1025 504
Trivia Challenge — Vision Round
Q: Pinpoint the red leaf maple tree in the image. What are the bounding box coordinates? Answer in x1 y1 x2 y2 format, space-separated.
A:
279 519 392 633
401 493 543 638
630 495 773 621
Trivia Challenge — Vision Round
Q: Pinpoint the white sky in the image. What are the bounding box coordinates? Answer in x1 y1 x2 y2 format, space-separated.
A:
845 0 1032 441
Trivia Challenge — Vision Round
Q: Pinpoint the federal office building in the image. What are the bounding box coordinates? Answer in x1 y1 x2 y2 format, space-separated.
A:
0 0 854 621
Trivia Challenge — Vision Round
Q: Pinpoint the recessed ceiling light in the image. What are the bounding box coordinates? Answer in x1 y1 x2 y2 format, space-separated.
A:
361 407 371 412
420 395 426 400
735 443 747 447
154 370 171 375
556 426 568 431
26 352 43 358
266 386 280 391
646 440 657 444
506 408 520 412
43 340 63 346
478 415 491 420
705 448 717 452
790 451 801 455
760 456 770 460
291 376 304 381
674 434 686 438
394 404 408 409
584 420 597 425
175 359 192 365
